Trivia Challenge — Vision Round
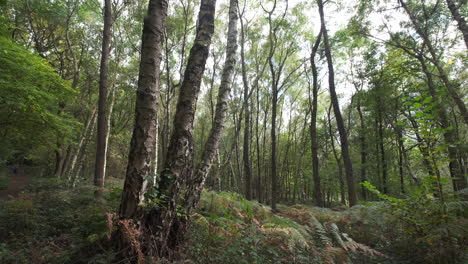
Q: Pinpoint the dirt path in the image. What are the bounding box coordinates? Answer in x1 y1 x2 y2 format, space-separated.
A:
0 170 31 200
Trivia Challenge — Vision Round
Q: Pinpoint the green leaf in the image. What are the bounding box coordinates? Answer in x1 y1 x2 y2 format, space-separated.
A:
413 102 423 109
422 96 432 104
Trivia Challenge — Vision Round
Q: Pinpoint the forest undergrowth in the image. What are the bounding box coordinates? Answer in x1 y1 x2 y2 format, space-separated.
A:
0 177 466 264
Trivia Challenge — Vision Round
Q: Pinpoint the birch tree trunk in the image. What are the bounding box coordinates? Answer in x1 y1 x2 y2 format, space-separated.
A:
118 0 167 220
119 0 217 258
113 0 167 261
67 107 97 182
185 0 238 212
103 84 116 179
71 112 98 187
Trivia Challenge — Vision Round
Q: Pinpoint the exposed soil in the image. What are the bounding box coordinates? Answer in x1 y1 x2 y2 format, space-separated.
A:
0 169 31 199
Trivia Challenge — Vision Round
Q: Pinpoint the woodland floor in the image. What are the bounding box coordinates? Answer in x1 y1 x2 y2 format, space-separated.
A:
0 170 31 200
0 177 466 264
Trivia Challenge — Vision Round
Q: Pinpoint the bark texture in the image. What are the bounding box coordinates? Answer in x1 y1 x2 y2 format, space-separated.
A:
186 0 238 212
309 28 324 207
68 107 97 183
318 0 358 206
264 0 289 211
328 106 346 205
239 5 252 200
118 0 167 220
445 0 468 49
377 94 388 194
135 0 217 258
94 0 112 198
356 98 367 200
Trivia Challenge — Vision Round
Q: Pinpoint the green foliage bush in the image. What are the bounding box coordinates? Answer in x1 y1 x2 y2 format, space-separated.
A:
0 199 38 242
185 216 318 264
188 191 322 263
0 179 113 264
0 31 79 161
352 181 468 264
0 170 9 190
1 184 466 264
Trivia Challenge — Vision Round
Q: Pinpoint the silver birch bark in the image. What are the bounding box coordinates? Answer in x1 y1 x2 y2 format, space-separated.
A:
118 0 167 219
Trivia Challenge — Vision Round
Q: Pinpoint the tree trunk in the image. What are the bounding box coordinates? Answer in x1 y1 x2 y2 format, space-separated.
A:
318 0 357 206
94 0 112 198
271 89 278 211
399 0 468 124
103 84 116 177
152 117 159 185
398 136 405 194
377 98 388 194
113 0 168 261
406 110 443 197
71 113 98 187
295 111 310 204
185 0 238 212
60 145 73 178
54 145 64 178
391 123 419 185
239 8 252 200
265 0 286 211
328 105 346 205
256 82 262 202
68 107 97 182
356 98 367 200
262 103 269 203
445 0 468 49
309 28 324 207
120 0 217 258
417 54 467 191
118 0 167 219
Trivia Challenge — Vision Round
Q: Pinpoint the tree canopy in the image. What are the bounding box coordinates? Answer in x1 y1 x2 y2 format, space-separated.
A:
0 0 466 263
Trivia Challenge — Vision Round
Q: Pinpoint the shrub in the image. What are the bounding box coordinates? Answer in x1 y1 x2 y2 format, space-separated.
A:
0 169 10 190
358 181 468 264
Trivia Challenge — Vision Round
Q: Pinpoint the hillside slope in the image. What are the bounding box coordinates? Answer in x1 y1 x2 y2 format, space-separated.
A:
0 179 466 263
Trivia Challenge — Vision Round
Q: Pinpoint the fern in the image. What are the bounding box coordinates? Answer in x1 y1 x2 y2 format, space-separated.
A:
311 219 333 247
